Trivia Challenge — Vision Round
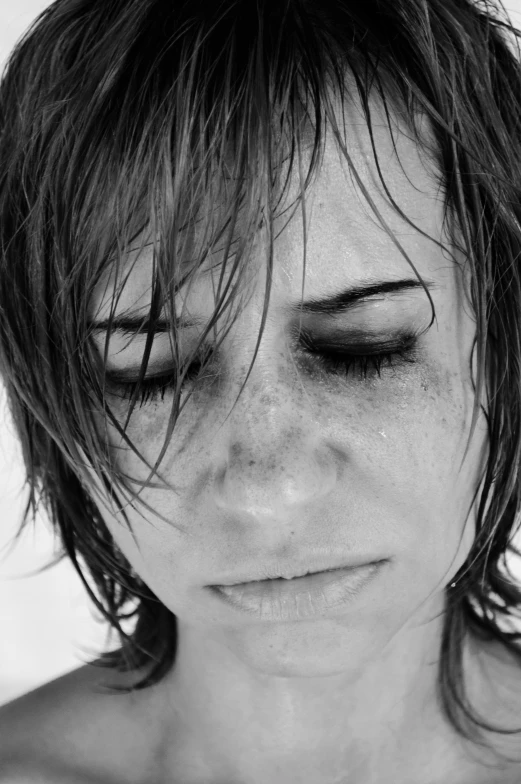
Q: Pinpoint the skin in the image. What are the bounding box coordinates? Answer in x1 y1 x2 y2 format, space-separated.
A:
83 93 521 784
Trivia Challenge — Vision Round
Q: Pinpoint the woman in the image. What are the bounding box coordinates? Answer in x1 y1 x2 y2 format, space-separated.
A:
1 0 521 781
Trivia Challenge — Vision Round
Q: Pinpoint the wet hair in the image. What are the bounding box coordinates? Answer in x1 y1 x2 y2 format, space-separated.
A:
2 0 521 757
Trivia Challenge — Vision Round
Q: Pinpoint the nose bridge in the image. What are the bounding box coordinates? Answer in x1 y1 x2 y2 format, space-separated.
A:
214 363 339 519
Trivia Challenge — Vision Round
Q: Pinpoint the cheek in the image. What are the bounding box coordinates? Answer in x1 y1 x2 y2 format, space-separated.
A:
355 363 487 574
361 358 481 463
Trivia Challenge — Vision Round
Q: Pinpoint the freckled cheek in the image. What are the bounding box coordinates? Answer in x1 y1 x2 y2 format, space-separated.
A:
346 369 473 479
130 403 174 445
101 399 185 469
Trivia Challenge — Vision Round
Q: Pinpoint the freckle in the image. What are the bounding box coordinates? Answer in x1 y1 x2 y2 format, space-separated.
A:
232 444 243 460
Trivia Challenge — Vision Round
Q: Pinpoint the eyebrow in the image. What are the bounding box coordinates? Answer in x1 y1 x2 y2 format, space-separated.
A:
89 278 437 336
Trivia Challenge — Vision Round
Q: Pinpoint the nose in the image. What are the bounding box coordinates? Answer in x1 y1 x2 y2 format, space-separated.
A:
213 379 341 521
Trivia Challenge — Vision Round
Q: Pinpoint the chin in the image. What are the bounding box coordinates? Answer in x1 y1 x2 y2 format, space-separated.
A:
220 615 383 679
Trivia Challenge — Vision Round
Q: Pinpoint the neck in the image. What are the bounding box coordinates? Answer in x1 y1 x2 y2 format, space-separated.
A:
145 597 502 783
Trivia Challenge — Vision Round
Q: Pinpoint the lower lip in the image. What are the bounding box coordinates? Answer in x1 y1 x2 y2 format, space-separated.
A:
210 562 383 622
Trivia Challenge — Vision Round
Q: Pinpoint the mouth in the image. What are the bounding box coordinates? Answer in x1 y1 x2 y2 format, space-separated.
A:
209 560 386 622
218 564 354 586
213 557 384 587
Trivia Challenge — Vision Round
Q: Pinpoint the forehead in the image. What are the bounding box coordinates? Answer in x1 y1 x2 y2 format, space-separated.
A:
90 92 454 324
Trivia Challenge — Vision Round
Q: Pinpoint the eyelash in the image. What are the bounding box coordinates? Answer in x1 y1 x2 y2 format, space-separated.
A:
111 337 419 409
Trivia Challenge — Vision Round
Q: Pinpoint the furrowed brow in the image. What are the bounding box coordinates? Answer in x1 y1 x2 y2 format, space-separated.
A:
88 278 437 336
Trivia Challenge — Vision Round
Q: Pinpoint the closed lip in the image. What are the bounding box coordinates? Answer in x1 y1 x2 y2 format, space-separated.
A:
211 556 386 587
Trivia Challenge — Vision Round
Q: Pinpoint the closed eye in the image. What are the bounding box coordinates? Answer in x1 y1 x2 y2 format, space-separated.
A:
106 332 420 408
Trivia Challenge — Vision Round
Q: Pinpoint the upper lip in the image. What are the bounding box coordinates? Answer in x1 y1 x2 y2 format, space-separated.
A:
212 556 383 586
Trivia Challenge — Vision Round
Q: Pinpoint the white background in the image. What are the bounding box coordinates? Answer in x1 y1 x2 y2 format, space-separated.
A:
2 0 521 708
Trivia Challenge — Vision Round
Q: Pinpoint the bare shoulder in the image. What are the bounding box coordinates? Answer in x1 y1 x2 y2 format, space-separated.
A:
0 661 159 784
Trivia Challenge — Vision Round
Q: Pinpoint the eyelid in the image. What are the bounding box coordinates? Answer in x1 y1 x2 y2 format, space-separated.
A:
107 333 421 409
105 332 421 386
110 327 419 374
298 328 419 355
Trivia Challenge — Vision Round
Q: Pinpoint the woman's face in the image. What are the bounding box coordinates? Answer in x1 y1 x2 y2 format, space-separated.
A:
88 96 489 678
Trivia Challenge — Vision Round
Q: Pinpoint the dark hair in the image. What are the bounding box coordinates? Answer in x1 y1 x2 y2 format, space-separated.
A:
2 0 521 757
